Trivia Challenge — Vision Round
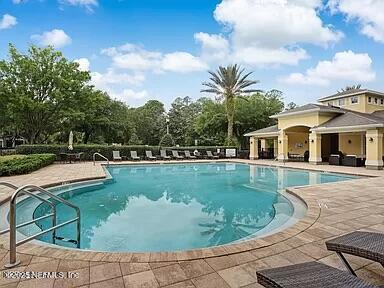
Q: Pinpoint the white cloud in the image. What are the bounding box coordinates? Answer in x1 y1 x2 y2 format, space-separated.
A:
162 52 208 73
329 0 384 43
90 69 145 89
111 89 149 102
74 58 90 71
194 32 230 61
0 14 17 30
195 0 343 66
12 0 23 4
31 29 72 48
281 50 376 86
102 43 207 73
60 0 98 12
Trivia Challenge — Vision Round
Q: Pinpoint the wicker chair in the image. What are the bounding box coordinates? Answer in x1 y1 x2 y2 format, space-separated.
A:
256 261 378 288
325 231 384 276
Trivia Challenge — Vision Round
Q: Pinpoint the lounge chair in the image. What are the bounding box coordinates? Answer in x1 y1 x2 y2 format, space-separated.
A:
160 150 171 160
113 150 122 161
172 150 184 160
130 151 140 161
256 261 378 288
184 150 196 159
206 150 219 159
74 152 84 162
325 231 384 276
145 151 157 161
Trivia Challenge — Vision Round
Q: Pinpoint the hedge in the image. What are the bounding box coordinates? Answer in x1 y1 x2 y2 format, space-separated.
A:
0 154 56 176
16 145 238 161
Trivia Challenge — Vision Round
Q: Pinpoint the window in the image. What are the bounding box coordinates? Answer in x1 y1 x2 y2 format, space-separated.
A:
381 99 384 105
368 96 372 103
350 96 359 104
375 98 378 104
338 98 345 106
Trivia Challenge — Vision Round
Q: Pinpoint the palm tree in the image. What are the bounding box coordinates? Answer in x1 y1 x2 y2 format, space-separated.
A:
201 65 260 145
338 84 362 93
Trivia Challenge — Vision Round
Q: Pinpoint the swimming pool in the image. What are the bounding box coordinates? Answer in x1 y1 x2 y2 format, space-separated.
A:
13 163 356 252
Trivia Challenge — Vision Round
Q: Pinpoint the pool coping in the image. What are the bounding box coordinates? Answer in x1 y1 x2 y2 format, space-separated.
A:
0 160 356 263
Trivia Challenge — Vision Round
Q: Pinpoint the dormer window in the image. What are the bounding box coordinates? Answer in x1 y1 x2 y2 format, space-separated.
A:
350 96 359 104
338 99 345 106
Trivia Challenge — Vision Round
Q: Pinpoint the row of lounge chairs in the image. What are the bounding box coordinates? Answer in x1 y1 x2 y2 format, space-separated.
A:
257 231 383 287
112 150 221 161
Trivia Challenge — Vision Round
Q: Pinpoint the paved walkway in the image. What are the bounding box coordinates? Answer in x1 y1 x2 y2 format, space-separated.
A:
0 160 383 287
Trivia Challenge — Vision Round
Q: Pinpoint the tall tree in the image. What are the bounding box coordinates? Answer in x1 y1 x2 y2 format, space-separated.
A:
168 96 202 145
0 44 90 143
285 102 297 110
201 64 260 145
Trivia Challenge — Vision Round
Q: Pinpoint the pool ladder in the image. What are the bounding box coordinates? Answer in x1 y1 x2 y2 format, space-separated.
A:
93 152 109 166
0 182 81 268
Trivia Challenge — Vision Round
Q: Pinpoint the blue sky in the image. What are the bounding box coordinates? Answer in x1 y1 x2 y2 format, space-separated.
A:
1 0 383 108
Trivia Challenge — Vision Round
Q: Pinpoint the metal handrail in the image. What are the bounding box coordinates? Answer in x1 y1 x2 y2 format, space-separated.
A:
4 184 81 268
93 152 110 166
0 183 56 238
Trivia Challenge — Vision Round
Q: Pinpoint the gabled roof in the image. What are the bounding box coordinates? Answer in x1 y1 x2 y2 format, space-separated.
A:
271 104 344 118
312 110 384 132
244 125 279 137
318 89 384 102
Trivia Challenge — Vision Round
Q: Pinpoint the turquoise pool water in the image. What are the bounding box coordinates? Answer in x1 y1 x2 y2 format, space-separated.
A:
15 163 356 252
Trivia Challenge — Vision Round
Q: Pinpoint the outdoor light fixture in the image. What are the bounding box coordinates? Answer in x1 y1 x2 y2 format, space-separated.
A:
369 137 374 143
311 139 314 143
348 139 352 144
279 140 282 144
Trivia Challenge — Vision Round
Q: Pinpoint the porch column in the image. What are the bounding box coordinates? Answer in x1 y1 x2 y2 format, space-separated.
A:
278 131 288 162
249 137 258 160
365 129 383 170
273 139 278 158
309 132 322 164
260 139 267 151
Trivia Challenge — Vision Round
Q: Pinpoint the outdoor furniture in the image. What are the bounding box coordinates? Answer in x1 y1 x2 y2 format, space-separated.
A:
145 150 157 160
325 231 384 276
341 155 364 167
113 151 122 161
74 152 84 162
288 153 304 162
329 154 341 165
172 150 184 160
59 153 68 164
160 150 171 160
184 150 196 159
130 151 141 161
256 261 377 288
206 150 219 159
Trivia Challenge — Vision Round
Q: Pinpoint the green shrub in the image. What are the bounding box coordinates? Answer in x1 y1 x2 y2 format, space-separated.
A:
0 154 56 176
16 145 238 160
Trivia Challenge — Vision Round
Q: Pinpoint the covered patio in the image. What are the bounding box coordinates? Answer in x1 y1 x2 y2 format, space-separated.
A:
246 104 384 170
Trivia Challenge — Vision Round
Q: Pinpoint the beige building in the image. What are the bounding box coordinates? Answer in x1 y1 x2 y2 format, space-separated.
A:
245 89 384 170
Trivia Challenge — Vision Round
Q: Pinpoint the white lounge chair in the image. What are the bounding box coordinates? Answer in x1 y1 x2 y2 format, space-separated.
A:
113 151 122 161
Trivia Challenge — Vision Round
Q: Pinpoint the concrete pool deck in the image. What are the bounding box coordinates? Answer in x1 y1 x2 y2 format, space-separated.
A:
0 159 383 287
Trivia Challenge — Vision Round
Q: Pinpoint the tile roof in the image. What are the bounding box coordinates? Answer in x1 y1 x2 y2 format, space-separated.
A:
272 103 343 118
244 125 279 136
318 89 384 102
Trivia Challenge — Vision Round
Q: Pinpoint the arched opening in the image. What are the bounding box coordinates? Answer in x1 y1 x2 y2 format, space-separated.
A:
284 126 310 161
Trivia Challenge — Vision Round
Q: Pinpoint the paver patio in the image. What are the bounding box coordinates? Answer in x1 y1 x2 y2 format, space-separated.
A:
0 159 383 287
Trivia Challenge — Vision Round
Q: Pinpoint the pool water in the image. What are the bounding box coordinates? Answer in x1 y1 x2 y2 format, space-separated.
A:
15 163 356 252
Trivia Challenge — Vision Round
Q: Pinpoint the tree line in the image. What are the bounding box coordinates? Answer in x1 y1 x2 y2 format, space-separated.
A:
0 44 285 148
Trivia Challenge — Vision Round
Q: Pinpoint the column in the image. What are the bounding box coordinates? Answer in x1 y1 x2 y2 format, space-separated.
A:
309 132 322 164
365 129 383 170
278 131 288 162
273 138 278 158
249 137 258 160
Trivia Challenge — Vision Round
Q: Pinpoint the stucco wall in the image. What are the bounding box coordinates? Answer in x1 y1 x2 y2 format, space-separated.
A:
339 133 365 156
278 113 335 130
287 133 309 155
